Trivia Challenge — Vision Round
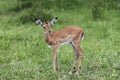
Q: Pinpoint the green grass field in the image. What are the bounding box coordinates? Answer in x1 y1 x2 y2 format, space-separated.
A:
0 1 120 80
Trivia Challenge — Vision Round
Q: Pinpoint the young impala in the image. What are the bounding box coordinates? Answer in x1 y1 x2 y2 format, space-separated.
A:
35 17 84 75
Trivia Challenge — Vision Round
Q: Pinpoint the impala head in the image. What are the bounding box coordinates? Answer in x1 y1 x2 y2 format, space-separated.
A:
35 17 58 34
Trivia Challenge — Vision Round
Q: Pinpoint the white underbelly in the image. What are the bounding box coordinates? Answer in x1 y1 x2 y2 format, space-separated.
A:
48 35 72 48
48 40 71 48
60 40 71 46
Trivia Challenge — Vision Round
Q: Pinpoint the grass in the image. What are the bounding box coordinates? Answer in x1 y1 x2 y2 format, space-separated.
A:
0 6 120 80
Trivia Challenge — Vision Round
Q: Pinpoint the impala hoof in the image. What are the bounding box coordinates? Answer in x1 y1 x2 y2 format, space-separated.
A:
75 71 80 75
68 71 73 75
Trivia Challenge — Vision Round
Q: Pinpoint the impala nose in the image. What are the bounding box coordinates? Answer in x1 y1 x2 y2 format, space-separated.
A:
49 31 51 34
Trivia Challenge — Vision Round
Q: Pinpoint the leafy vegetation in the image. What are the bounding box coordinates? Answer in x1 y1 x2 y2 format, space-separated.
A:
0 0 120 80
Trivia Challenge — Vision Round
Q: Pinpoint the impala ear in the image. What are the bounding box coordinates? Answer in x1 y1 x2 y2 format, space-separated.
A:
35 19 43 26
50 17 58 25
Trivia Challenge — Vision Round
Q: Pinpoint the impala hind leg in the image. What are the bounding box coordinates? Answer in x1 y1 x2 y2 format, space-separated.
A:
71 40 83 75
68 42 79 75
75 45 83 75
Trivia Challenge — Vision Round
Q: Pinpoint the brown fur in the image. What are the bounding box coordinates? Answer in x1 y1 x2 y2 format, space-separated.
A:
36 18 84 74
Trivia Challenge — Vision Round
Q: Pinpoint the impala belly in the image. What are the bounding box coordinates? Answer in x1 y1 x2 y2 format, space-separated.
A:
60 39 71 46
48 35 72 48
48 40 71 48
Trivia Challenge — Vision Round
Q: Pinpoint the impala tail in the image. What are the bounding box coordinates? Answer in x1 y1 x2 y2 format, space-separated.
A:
81 32 84 41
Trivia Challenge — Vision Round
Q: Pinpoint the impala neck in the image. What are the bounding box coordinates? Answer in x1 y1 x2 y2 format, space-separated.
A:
44 32 53 46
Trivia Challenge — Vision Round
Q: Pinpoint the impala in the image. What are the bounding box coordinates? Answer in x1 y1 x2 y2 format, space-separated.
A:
35 17 84 75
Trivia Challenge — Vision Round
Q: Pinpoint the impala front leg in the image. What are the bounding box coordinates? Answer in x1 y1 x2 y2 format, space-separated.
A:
52 46 59 72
